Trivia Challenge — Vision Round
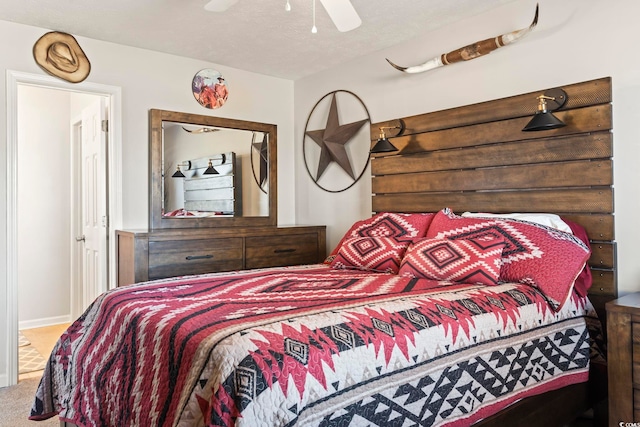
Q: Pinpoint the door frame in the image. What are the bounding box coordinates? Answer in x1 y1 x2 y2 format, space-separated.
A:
70 117 84 320
4 70 122 386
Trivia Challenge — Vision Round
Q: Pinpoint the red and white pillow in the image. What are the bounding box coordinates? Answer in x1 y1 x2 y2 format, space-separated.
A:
426 208 591 310
399 235 505 286
326 212 434 264
330 237 410 273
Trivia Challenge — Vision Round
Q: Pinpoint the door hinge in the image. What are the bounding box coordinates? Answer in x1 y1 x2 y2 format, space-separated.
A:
101 119 109 132
102 215 109 228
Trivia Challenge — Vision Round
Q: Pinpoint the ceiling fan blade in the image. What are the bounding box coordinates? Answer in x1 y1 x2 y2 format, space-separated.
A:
204 0 239 12
319 0 361 32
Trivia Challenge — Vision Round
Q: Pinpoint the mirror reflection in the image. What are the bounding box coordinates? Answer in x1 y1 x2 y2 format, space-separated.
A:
162 123 269 218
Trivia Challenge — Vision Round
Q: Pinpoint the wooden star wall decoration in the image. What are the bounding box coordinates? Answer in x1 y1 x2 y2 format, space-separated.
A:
251 132 268 194
303 90 371 192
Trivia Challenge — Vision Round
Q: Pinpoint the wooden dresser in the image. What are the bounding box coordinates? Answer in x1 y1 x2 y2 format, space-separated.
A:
606 292 640 425
116 225 326 286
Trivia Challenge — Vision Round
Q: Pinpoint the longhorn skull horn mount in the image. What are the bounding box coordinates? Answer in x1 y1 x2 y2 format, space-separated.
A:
387 3 539 74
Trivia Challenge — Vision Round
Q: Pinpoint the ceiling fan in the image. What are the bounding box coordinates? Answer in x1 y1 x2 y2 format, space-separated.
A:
204 0 362 32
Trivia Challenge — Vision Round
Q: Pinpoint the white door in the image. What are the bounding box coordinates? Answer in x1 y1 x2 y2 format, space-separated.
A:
81 98 108 307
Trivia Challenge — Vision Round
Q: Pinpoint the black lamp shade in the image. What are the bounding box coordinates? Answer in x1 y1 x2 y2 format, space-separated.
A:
204 165 219 175
203 159 219 175
522 111 566 132
371 137 398 153
171 167 185 178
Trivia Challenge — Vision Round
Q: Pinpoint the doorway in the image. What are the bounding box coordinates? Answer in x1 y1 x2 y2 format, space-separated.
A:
5 70 122 387
17 86 105 326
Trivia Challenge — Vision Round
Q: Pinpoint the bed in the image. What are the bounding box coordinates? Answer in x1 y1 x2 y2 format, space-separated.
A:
30 76 615 426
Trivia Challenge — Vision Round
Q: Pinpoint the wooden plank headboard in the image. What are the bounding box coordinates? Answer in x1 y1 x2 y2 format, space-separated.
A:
370 77 615 317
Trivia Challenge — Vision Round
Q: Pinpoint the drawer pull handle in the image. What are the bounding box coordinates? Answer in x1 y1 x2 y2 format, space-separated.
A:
274 248 296 254
186 255 214 260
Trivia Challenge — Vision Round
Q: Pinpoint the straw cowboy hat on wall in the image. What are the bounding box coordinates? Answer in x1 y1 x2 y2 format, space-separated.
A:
33 31 91 83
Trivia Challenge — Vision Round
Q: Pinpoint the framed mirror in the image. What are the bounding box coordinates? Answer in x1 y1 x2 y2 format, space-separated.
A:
149 109 277 230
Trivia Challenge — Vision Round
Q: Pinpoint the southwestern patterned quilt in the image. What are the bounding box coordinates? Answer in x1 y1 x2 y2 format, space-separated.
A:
30 264 603 426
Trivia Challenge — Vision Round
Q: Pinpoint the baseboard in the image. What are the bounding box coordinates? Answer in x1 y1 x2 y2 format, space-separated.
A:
0 372 7 388
19 315 71 331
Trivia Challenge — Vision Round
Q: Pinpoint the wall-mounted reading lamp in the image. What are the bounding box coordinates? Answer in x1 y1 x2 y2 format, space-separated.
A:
522 88 568 132
171 154 227 178
171 161 191 178
203 153 226 175
370 121 405 153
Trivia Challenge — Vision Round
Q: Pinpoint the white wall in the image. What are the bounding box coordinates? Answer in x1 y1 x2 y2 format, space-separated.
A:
294 0 640 296
70 92 103 119
0 20 294 384
17 86 72 326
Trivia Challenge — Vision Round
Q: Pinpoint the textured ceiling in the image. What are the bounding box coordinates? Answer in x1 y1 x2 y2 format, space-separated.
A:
1 0 520 80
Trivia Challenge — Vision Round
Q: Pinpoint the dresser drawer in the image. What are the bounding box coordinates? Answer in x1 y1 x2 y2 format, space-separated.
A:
148 238 243 280
117 226 325 286
245 234 319 269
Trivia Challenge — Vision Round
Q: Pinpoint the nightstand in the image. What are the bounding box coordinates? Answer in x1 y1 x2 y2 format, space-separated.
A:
606 293 640 424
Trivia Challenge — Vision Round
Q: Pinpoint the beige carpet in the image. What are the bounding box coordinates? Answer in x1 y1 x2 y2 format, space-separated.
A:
0 377 59 426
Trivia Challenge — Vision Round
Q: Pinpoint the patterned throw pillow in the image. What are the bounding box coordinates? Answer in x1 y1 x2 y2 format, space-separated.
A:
426 208 591 310
325 212 434 264
399 236 505 286
330 237 410 273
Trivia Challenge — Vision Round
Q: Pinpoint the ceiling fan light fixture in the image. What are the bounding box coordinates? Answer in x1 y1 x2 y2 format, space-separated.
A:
319 0 362 32
205 0 361 33
311 0 318 33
